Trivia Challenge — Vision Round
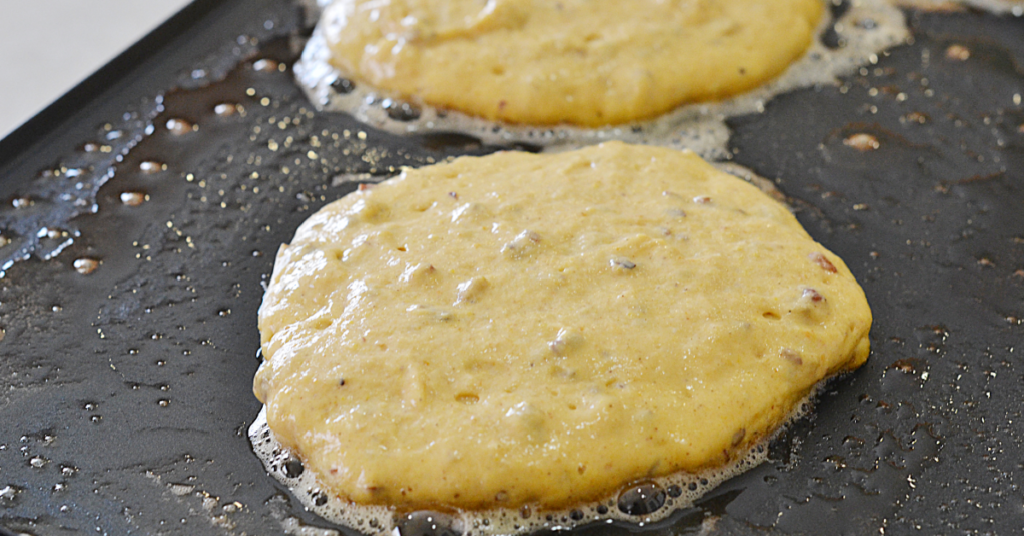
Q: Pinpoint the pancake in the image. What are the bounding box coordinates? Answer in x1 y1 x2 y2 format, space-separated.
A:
316 0 823 127
295 0 908 159
251 142 872 533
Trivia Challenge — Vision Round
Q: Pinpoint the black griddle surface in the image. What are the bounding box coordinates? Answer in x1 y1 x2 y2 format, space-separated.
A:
1 2 1023 535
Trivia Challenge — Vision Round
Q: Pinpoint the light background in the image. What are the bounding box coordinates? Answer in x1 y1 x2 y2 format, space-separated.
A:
0 0 194 139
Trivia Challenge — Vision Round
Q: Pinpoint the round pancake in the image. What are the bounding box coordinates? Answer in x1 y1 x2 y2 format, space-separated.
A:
318 0 824 126
253 141 872 511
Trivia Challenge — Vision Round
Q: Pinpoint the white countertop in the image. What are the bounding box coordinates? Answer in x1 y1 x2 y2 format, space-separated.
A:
0 0 194 140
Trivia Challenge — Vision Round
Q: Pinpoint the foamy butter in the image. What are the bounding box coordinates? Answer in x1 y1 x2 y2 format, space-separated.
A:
251 142 872 535
250 399 798 536
295 0 908 159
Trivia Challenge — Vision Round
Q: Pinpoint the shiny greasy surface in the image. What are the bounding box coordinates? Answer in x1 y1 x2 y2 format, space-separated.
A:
318 0 824 126
253 142 872 510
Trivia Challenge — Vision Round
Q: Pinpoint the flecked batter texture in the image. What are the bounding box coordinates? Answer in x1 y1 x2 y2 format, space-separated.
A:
318 0 825 126
254 142 872 510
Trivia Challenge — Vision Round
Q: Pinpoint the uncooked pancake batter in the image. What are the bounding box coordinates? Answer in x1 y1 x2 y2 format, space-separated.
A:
317 0 824 126
253 142 872 513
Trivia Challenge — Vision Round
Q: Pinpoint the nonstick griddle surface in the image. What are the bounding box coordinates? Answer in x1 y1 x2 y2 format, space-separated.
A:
1 2 1023 535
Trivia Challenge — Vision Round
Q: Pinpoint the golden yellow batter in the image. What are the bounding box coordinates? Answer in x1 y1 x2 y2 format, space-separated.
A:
318 0 825 126
254 142 871 511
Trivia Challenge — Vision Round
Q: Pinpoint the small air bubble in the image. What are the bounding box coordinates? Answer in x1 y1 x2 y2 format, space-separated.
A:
855 18 877 30
383 98 423 121
617 482 666 516
396 511 460 536
331 77 356 94
312 491 328 506
282 457 305 478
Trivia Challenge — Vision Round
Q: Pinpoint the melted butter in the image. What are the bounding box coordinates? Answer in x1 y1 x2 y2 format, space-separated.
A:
295 0 908 159
252 142 872 526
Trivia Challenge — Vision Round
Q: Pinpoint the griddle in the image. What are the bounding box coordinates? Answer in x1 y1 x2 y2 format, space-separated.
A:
0 2 1022 535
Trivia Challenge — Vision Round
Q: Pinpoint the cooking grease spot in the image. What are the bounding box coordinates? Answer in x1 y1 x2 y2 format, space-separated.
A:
945 44 971 61
165 118 196 136
253 58 280 72
214 103 239 116
843 133 880 151
73 258 99 275
119 192 147 206
0 484 23 505
139 161 167 174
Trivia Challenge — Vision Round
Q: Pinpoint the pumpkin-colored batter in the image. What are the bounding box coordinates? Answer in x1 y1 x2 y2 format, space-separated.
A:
318 0 825 126
253 142 871 511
